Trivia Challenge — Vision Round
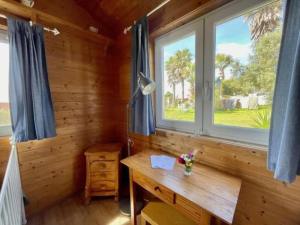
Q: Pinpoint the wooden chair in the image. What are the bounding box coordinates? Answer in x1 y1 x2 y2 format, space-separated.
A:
141 202 197 225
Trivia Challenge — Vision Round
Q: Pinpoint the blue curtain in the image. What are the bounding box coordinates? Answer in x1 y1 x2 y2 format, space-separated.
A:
8 17 56 142
130 17 155 135
268 0 300 183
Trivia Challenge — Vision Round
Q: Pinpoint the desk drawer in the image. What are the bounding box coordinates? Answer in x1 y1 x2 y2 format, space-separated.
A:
90 160 115 172
174 195 203 223
133 171 175 205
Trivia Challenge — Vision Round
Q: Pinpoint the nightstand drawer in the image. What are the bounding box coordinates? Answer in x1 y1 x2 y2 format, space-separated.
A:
133 171 175 205
91 180 115 191
88 153 118 161
90 160 115 172
91 171 115 181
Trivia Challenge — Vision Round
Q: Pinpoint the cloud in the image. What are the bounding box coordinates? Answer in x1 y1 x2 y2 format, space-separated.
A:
216 42 252 64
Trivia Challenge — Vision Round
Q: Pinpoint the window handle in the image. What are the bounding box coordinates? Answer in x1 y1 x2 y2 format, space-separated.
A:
204 81 212 101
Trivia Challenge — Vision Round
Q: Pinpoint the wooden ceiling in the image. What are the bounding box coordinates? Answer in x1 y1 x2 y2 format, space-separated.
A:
74 0 165 36
74 0 232 38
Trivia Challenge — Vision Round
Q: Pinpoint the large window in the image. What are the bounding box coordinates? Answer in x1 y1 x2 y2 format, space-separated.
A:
0 30 11 136
155 0 283 145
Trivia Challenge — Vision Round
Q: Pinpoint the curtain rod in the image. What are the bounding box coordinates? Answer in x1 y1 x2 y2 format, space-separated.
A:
123 0 171 34
0 13 60 36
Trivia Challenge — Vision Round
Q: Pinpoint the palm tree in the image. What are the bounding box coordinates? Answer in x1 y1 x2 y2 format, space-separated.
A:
187 63 195 100
165 49 193 102
245 1 281 40
215 54 234 98
215 54 233 80
166 69 179 106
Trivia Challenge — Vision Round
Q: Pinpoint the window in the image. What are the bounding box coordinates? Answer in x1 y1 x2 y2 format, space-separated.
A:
0 30 11 136
155 0 283 145
155 20 204 133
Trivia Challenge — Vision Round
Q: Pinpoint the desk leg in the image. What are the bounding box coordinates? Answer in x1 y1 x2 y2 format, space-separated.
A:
200 210 212 225
129 169 137 225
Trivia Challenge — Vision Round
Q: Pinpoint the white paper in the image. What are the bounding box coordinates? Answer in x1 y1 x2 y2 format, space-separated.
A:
150 155 176 171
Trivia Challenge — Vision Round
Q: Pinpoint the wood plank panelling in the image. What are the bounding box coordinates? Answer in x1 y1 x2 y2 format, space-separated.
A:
0 0 118 217
9 0 115 37
0 0 112 44
113 1 300 225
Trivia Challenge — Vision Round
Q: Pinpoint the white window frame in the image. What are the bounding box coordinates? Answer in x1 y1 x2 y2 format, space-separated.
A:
0 31 11 137
155 0 279 146
203 0 274 145
155 18 204 134
0 125 11 137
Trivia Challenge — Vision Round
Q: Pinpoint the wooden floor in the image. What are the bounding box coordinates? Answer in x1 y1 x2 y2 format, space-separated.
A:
27 196 137 225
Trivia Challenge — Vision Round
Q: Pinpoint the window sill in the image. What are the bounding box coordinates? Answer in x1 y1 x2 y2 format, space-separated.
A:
0 126 12 137
155 128 268 152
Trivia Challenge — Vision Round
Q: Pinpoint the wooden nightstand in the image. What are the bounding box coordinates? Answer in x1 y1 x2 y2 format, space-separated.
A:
84 143 121 204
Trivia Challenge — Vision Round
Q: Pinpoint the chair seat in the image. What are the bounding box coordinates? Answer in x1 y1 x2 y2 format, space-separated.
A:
141 202 197 225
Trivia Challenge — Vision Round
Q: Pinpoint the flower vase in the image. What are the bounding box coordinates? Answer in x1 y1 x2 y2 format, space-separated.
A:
184 165 192 176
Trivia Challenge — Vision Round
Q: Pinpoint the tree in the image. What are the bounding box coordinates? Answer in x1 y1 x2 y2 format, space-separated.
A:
230 60 245 78
215 54 234 80
187 63 195 100
165 49 193 102
164 91 174 108
165 56 180 106
242 29 282 97
215 54 234 98
245 1 281 40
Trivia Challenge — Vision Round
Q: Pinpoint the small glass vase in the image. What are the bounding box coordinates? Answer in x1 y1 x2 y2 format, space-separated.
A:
184 165 192 176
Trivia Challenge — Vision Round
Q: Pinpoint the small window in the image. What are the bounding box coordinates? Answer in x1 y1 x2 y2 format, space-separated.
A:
0 30 11 137
203 0 283 144
155 19 204 133
163 34 196 122
156 0 283 145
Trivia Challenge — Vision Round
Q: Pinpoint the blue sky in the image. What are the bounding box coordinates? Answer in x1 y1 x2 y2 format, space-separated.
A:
216 16 251 45
163 15 252 64
164 34 196 61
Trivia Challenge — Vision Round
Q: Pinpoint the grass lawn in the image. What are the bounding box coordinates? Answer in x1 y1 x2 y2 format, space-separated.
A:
164 107 270 128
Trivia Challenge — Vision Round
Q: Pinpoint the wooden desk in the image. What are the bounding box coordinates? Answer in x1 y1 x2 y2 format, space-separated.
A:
121 150 242 225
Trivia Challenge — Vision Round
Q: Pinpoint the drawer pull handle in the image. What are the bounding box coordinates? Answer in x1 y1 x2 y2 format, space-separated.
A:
154 186 161 193
98 155 105 159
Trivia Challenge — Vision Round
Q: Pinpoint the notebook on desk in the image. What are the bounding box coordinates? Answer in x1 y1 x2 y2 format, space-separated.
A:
150 155 176 170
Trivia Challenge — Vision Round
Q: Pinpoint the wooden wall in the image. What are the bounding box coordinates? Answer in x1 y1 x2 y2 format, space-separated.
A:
0 0 119 216
114 1 300 225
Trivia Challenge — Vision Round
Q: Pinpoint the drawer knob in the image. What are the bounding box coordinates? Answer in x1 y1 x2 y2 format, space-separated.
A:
154 186 161 193
99 163 106 168
100 173 106 177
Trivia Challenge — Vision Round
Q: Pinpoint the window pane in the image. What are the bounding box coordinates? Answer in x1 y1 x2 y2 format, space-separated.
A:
0 32 10 128
213 1 283 129
163 34 195 122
